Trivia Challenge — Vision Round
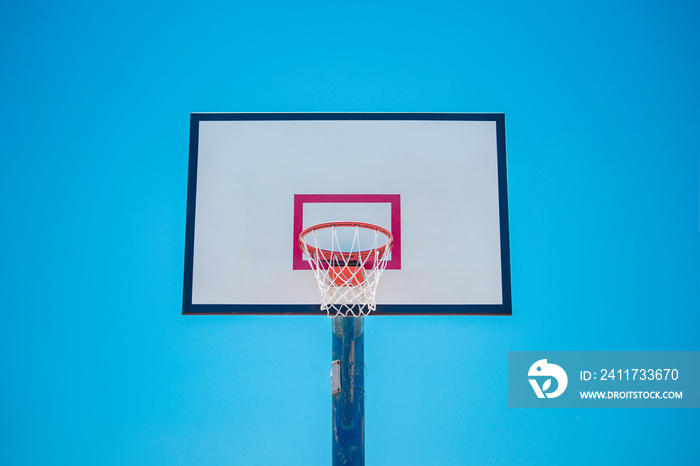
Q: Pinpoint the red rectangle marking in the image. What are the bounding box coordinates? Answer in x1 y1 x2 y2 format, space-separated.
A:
293 194 401 270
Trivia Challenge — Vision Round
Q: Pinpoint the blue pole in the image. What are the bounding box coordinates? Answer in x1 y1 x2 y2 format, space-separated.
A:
332 316 365 466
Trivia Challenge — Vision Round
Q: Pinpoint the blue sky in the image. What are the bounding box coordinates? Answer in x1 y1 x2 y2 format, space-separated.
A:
1 0 699 464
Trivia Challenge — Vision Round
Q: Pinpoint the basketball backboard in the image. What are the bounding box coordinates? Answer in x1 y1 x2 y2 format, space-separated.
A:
182 113 511 315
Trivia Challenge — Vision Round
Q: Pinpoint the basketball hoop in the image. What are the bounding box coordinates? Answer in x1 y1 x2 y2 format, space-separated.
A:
299 222 393 317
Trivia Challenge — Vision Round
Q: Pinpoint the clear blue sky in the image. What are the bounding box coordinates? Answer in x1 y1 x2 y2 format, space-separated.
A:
1 1 699 464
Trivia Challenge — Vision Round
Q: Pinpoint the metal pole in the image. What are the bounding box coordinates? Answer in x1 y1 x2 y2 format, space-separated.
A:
332 316 364 466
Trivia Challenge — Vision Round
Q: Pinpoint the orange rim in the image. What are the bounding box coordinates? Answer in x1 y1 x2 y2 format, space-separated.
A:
298 221 393 263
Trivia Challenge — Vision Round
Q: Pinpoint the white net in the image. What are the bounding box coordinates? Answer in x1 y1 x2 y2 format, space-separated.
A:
299 222 393 317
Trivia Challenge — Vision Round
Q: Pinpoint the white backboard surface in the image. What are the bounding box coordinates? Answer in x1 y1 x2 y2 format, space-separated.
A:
183 113 511 315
